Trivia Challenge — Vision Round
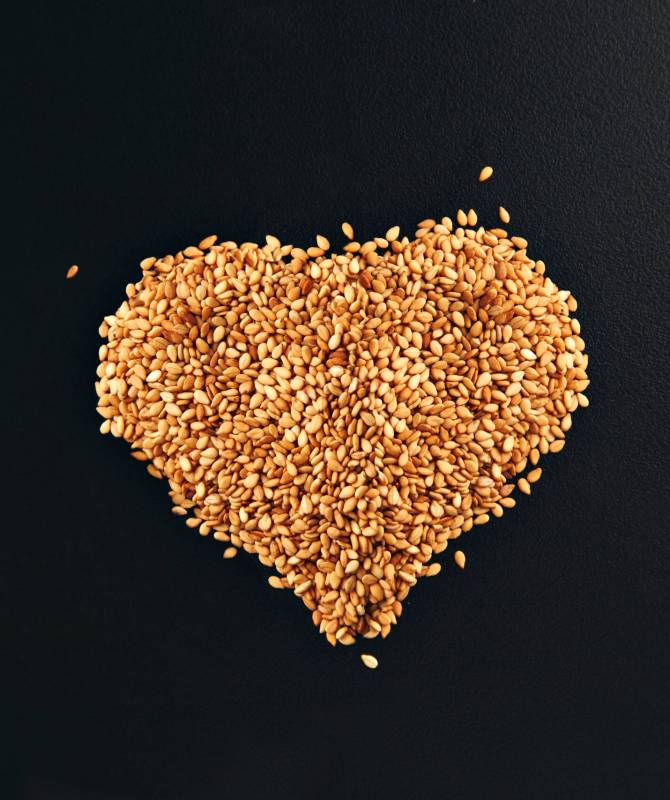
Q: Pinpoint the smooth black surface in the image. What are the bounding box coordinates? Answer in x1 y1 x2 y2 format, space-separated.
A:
6 1 670 798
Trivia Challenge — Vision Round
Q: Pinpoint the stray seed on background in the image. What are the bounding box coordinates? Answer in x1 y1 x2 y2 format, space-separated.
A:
223 547 238 559
455 551 466 569
527 468 542 483
479 165 493 182
66 265 79 279
499 206 510 223
361 654 378 669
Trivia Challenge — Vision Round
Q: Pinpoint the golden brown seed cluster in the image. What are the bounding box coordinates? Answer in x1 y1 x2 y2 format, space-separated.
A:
96 216 589 645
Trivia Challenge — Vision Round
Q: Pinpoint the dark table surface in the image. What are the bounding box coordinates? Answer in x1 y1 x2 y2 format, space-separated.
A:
6 1 670 798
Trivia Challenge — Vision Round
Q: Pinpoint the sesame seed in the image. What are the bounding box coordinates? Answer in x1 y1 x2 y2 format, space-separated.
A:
199 235 218 249
479 165 493 182
518 478 531 495
361 654 378 669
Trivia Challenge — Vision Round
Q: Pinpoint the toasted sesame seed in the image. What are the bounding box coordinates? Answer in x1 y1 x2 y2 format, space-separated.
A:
517 478 531 495
198 234 218 249
498 206 510 224
456 209 468 226
454 551 466 569
316 234 330 250
361 654 378 669
66 264 79 279
527 468 542 483
479 165 494 182
223 547 238 559
341 222 354 240
385 225 400 242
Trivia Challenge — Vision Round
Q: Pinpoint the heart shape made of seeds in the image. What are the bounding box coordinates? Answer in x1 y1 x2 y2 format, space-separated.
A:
96 214 589 645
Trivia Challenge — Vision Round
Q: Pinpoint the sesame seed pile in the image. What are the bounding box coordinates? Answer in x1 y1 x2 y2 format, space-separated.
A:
96 213 589 645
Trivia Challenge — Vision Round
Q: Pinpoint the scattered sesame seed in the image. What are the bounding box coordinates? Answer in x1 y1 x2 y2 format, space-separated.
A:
527 467 542 483
518 478 532 495
385 225 400 242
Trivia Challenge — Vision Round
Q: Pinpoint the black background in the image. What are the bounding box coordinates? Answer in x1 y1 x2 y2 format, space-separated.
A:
7 1 670 798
